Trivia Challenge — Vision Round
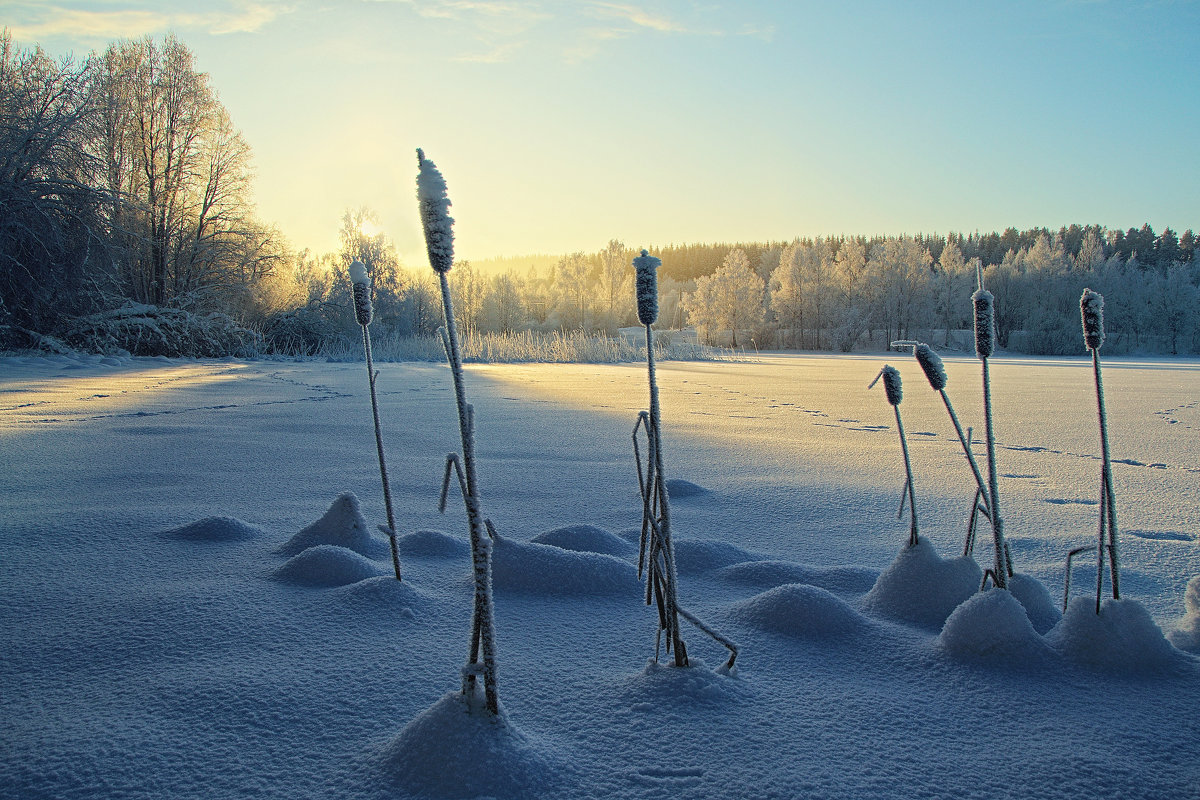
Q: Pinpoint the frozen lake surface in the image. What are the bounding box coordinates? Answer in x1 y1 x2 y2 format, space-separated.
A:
2 351 1198 799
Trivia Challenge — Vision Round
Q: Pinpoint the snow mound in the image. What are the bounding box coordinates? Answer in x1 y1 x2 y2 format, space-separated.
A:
1047 596 1181 673
277 492 387 558
622 659 738 706
396 529 469 558
730 584 869 638
380 691 562 799
160 516 261 542
861 537 982 628
530 524 637 558
491 537 640 595
665 478 709 498
1167 575 1200 653
938 589 1055 663
672 538 759 575
271 544 385 587
1006 573 1062 634
328 574 427 613
717 560 878 594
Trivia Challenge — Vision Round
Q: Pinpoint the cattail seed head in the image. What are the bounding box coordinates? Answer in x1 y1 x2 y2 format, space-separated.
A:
633 249 660 325
1081 288 1105 351
973 289 995 359
914 343 947 390
881 365 902 406
348 260 373 326
415 148 455 274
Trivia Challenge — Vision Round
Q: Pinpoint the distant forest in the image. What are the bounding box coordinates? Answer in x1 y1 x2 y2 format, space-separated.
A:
3 31 1197 358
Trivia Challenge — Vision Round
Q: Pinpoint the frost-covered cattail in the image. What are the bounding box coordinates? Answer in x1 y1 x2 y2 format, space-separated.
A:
1082 287 1119 611
901 340 990 556
972 277 1007 587
1081 288 1105 351
633 249 660 326
416 148 499 714
347 259 400 581
873 365 917 546
349 260 373 326
914 343 947 391
416 148 455 274
973 289 995 359
881 365 902 406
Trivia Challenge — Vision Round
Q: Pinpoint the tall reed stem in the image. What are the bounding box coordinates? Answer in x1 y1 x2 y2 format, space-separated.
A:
644 321 686 665
350 263 401 581
418 149 498 715
362 324 402 580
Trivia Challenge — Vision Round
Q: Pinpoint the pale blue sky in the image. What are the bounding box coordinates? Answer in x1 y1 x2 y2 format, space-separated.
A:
6 0 1198 263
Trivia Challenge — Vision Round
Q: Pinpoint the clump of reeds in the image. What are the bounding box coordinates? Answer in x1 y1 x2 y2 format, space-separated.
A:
631 249 737 671
893 340 991 558
972 269 1010 589
416 148 500 714
349 260 402 581
870 365 918 547
1082 288 1120 613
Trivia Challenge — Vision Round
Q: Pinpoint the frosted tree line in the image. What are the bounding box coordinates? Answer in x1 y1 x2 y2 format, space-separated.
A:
680 230 1200 356
3 29 1197 357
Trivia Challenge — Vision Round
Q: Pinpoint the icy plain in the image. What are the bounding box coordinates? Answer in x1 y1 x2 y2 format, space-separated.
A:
1 352 1198 799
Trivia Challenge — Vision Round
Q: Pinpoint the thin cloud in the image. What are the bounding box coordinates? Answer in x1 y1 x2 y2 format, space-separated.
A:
6 1 287 44
586 2 690 34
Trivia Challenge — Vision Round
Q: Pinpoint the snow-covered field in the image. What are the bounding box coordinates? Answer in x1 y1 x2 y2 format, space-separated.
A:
2 351 1198 800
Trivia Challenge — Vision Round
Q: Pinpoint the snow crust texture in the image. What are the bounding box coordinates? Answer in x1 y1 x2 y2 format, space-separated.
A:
730 583 869 638
277 492 388 558
161 516 262 542
3 355 1198 800
529 524 638 557
938 588 1055 663
861 537 982 628
272 544 385 587
1047 597 1183 673
379 692 562 799
490 536 640 595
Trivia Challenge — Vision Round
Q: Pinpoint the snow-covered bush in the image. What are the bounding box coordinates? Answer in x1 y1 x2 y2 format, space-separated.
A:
63 304 259 357
260 306 342 355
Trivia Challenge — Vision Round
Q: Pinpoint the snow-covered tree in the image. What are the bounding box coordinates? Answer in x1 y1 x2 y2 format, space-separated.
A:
555 251 590 331
685 248 764 347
